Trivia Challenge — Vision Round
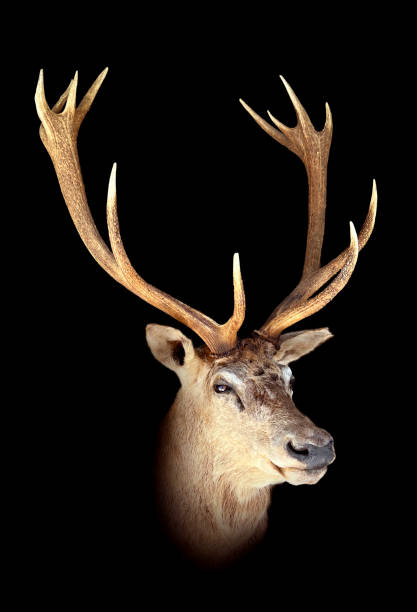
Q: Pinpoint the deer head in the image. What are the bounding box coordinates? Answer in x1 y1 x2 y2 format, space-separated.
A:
35 69 376 559
146 323 336 487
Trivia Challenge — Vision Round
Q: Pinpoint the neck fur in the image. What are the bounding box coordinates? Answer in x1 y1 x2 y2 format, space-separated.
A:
155 391 271 565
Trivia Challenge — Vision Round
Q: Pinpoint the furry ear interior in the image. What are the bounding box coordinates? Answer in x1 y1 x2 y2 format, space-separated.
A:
274 328 333 364
145 324 195 373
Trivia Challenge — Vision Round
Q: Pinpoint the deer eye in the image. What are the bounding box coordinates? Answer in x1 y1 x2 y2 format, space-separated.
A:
214 383 232 394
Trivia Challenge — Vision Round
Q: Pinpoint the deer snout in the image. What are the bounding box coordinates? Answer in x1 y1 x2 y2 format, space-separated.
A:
286 435 335 470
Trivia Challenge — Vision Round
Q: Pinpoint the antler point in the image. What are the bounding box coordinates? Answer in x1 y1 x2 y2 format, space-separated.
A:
349 221 358 243
267 109 288 133
35 68 52 118
63 74 78 113
108 163 117 194
370 179 378 210
279 74 291 90
233 252 242 275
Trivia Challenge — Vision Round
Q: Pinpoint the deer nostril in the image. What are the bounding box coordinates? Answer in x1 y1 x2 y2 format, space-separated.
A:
287 441 309 456
286 439 335 468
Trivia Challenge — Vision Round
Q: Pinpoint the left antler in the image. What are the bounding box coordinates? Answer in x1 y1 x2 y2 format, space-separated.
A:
35 69 245 355
240 76 377 340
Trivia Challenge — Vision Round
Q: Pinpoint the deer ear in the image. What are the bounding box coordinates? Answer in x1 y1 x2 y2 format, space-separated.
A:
274 328 333 364
145 324 196 372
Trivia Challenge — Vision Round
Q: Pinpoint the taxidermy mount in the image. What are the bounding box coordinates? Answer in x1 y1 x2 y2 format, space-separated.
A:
35 69 376 567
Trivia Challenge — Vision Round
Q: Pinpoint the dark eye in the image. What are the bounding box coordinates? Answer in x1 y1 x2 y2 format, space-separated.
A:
290 375 295 389
214 384 232 394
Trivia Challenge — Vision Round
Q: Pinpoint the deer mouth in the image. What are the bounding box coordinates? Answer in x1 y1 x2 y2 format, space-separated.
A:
270 461 285 476
270 461 328 484
270 461 327 472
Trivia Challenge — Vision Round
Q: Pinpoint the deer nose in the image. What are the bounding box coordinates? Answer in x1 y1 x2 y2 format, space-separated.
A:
286 438 335 469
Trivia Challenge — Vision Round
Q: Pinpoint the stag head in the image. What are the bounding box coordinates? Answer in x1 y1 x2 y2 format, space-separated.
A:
147 324 335 487
35 68 376 501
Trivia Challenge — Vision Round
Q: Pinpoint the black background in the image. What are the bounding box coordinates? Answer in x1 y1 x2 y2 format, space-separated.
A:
12 9 411 607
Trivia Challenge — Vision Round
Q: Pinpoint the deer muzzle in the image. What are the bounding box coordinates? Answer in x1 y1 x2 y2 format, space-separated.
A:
285 438 335 470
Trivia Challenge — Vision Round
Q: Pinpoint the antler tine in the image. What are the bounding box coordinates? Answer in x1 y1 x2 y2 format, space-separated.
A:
260 223 359 338
106 164 245 354
238 98 296 154
241 76 376 341
36 69 245 355
273 180 377 316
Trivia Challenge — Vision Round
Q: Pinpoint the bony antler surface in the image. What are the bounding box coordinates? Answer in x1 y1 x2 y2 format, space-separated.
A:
35 69 246 355
240 76 377 341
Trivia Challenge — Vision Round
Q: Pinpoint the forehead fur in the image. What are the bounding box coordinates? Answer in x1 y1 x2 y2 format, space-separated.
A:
196 335 282 380
196 336 293 416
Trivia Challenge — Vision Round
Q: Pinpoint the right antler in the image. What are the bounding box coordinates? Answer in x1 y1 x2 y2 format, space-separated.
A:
240 76 377 341
35 69 245 355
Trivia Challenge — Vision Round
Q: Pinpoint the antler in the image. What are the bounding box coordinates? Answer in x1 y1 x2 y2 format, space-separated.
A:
239 76 377 340
35 69 245 355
